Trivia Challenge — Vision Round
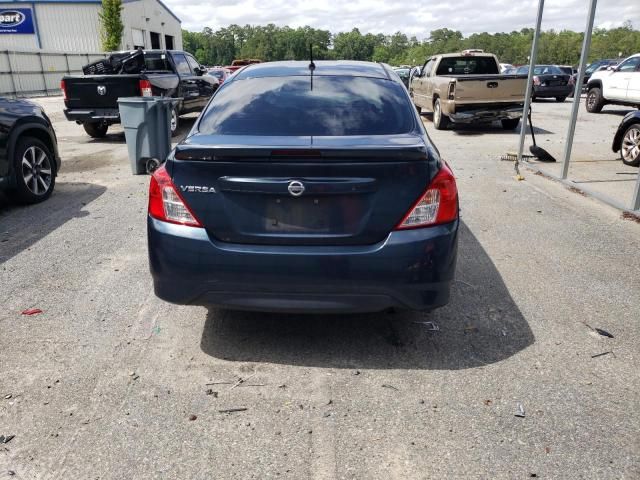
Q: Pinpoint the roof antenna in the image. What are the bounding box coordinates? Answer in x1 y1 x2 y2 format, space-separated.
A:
308 43 315 91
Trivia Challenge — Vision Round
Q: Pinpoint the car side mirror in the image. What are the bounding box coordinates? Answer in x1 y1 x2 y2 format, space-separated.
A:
195 66 205 76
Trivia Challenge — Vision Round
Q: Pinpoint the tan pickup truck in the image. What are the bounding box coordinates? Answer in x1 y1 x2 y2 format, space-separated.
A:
410 50 527 130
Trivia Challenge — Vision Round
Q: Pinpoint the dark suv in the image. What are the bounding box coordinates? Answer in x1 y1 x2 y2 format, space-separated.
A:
0 97 60 203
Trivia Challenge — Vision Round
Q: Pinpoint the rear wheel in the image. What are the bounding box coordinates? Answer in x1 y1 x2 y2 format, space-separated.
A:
433 99 449 130
620 124 640 167
13 136 56 204
501 118 520 130
586 88 604 113
170 105 179 137
556 96 567 102
83 122 108 138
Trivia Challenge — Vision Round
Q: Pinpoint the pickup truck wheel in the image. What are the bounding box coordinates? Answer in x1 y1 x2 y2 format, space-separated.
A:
501 118 520 130
620 124 640 167
433 99 449 130
170 106 179 137
83 122 108 138
556 96 567 102
13 136 56 204
586 88 604 113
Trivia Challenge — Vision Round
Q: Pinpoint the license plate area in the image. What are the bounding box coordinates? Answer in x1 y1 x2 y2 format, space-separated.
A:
264 197 332 233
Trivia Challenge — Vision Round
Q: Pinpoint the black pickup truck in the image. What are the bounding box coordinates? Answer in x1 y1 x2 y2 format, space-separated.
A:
62 50 218 138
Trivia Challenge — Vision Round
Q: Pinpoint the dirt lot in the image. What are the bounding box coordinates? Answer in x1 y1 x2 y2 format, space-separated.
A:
0 96 639 479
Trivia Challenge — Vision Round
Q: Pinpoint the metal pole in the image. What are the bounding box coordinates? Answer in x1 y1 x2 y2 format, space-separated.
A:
37 52 47 95
632 170 640 212
5 50 17 97
560 0 598 179
517 0 545 164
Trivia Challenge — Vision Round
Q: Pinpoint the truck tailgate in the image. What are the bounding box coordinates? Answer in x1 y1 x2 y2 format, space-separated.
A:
449 75 528 104
64 74 141 109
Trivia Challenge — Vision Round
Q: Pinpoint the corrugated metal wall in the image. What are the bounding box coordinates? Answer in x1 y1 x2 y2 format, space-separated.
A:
0 4 39 50
36 3 102 52
0 50 106 96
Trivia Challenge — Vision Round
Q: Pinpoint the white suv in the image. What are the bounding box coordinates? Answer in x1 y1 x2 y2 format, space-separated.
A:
586 53 640 113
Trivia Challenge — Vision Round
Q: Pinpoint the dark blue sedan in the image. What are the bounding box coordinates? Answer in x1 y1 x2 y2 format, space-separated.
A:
147 61 459 313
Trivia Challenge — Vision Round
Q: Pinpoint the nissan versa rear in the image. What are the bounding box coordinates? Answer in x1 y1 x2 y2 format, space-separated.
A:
147 61 459 313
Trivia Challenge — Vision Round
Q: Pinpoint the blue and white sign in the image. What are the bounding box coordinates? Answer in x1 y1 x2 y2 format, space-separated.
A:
0 8 35 34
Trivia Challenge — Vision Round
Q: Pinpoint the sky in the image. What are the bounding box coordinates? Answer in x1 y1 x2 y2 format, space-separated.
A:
167 0 640 37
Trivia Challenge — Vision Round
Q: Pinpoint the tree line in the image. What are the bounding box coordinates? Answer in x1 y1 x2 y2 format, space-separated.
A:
183 22 640 67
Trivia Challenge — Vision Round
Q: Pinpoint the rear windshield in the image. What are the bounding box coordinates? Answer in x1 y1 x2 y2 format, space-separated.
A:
533 65 563 75
198 76 415 136
436 56 499 75
144 53 171 71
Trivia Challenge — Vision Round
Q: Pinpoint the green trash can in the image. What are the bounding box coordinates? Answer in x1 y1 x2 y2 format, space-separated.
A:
117 97 179 175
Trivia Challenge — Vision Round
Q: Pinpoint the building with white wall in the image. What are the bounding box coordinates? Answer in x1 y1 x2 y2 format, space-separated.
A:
0 0 182 53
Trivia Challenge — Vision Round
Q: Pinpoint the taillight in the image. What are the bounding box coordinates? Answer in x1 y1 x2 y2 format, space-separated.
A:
533 75 541 86
60 80 67 101
148 164 203 227
395 163 458 230
447 81 455 100
139 79 153 97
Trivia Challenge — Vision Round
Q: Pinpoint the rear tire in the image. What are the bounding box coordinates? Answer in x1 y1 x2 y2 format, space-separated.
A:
83 122 108 138
12 136 56 204
170 105 179 137
433 99 450 130
501 118 520 130
586 88 604 113
620 124 640 167
556 96 567 102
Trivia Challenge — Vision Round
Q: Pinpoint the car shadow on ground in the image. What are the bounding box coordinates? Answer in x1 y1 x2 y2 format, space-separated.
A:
0 182 106 265
421 115 553 136
200 222 534 370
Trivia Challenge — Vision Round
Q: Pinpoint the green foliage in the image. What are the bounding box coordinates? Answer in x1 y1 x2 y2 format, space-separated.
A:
99 0 124 52
182 23 640 67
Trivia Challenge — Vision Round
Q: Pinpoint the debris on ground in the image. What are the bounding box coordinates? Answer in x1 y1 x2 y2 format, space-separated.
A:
353 370 360 376
594 328 614 338
583 322 615 339
464 325 478 333
591 351 615 359
21 308 43 316
412 321 440 331
230 372 257 390
484 399 492 406
515 403 525 418
4 394 11 400
381 384 398 391
218 408 248 414
0 435 15 444
188 414 197 421
205 389 218 397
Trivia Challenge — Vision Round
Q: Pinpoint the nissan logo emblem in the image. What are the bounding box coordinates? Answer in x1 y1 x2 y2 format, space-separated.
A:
97 85 107 96
287 180 305 197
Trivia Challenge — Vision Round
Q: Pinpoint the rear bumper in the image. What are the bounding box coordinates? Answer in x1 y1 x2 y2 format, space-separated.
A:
63 108 120 124
533 85 572 98
148 217 459 313
449 104 523 123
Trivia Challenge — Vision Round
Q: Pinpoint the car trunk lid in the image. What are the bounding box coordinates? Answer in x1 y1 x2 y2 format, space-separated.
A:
170 134 436 246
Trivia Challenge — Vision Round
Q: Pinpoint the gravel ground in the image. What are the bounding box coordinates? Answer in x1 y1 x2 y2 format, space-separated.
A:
0 96 638 479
